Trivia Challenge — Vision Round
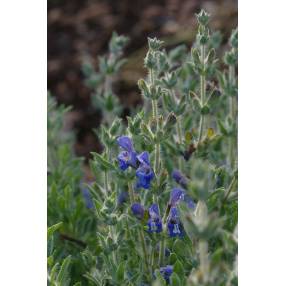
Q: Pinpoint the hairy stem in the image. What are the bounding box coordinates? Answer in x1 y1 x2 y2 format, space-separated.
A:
199 239 209 283
128 182 151 279
104 147 110 195
229 63 236 170
198 44 206 144
159 204 171 266
171 89 184 170
152 99 160 175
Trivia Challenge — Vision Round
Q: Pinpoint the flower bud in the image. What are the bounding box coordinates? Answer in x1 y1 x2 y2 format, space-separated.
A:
148 37 164 51
144 51 156 69
196 10 210 26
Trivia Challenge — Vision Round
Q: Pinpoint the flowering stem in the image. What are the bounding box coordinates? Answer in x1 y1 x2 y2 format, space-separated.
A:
176 117 183 170
105 146 117 264
152 99 160 176
128 182 151 279
198 44 206 144
150 72 165 267
127 181 135 204
171 89 184 170
229 63 236 170
150 69 160 177
158 204 170 266
104 146 110 195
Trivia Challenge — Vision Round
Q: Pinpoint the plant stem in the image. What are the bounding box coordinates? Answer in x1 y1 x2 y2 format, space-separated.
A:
152 99 160 176
127 181 135 204
158 204 170 266
199 239 209 283
149 67 165 268
229 63 236 170
104 147 117 264
171 89 184 170
128 182 151 279
104 147 110 195
176 116 183 170
198 44 206 144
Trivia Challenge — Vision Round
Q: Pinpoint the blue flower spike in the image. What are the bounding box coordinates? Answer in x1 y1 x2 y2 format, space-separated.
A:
131 203 145 220
147 204 162 233
135 151 154 189
167 207 184 238
159 265 173 284
117 136 137 170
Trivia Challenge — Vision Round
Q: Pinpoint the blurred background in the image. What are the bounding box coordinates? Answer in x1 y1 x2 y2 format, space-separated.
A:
48 0 237 168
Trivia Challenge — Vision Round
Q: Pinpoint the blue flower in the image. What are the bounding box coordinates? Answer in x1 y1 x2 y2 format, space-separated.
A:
170 188 185 206
172 169 188 188
136 164 154 189
137 151 151 165
170 188 196 209
117 136 134 151
131 203 145 220
159 265 173 284
184 194 196 209
81 188 94 209
117 136 138 170
147 204 162 233
167 207 184 238
135 152 154 189
117 191 128 205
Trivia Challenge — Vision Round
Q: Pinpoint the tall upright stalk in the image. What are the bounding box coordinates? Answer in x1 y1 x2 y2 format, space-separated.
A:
171 89 183 170
198 44 206 144
128 182 151 280
149 68 166 267
229 64 236 170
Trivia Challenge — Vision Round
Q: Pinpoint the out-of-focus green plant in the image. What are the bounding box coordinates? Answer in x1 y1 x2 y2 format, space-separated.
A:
48 10 238 286
82 32 129 125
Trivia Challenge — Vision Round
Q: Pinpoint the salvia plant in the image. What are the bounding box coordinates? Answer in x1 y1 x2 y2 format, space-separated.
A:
48 10 238 286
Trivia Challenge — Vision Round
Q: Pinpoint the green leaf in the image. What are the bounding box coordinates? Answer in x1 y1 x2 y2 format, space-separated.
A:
47 222 63 239
47 255 54 268
92 152 115 171
169 253 178 265
153 270 167 286
57 255 72 285
172 239 189 257
217 119 228 136
50 262 60 283
170 272 181 286
83 273 100 286
173 259 184 277
116 261 125 282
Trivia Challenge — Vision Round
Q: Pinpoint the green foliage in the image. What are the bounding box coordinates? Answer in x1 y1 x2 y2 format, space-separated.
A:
48 10 238 286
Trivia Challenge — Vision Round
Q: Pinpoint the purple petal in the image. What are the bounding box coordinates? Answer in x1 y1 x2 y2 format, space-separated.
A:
137 151 150 166
117 151 130 170
131 203 145 220
149 203 160 217
172 169 188 188
135 164 154 189
117 136 134 152
170 188 185 206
